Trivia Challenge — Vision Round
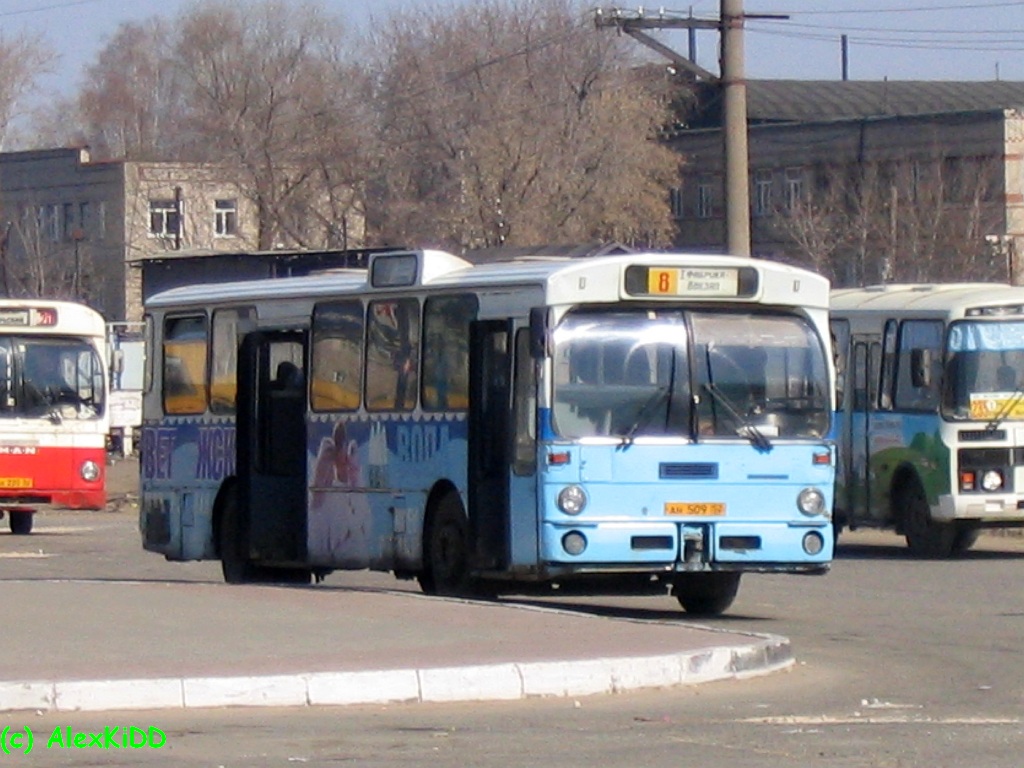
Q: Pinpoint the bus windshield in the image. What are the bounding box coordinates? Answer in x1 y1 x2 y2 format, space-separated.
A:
551 308 830 440
943 319 1024 421
0 337 105 419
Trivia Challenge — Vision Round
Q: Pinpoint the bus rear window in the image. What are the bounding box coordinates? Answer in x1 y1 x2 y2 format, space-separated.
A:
163 315 208 415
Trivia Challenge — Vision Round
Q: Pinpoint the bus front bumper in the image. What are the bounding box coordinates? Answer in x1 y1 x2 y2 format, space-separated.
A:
540 519 832 569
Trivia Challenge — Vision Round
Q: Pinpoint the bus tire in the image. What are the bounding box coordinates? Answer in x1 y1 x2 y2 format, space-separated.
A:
418 492 471 597
900 478 956 558
672 572 741 616
952 523 981 555
219 487 261 584
8 511 32 535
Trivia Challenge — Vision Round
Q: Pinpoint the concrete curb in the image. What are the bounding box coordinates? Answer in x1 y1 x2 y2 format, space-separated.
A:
0 634 793 713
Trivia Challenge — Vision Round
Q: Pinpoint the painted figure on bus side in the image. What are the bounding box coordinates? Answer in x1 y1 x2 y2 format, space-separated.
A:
309 420 371 567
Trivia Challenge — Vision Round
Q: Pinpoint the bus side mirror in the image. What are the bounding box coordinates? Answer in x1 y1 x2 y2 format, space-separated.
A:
111 349 124 376
910 348 932 388
529 307 550 359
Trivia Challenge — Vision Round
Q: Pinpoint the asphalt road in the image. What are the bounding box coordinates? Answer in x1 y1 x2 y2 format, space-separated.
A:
2 458 1024 766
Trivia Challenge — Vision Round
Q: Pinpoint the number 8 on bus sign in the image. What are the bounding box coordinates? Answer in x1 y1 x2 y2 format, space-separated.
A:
649 268 679 295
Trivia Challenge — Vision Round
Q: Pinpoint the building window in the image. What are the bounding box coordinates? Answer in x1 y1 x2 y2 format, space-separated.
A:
149 199 180 238
669 187 685 219
62 202 74 240
97 201 106 242
78 202 91 239
697 181 713 219
214 198 238 237
785 167 804 211
753 170 773 217
43 204 59 242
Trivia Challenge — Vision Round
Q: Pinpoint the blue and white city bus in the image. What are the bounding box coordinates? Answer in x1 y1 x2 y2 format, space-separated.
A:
831 283 1024 557
140 249 835 615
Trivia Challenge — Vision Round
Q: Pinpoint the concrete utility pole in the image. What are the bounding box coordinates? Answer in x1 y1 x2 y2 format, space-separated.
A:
720 0 750 256
596 3 787 257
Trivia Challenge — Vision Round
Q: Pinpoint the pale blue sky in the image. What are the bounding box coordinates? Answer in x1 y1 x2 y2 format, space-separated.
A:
8 0 1024 95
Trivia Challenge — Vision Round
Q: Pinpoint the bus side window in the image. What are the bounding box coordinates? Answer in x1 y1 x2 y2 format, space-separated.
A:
311 300 363 412
210 307 255 414
422 295 477 411
366 298 419 412
0 340 10 410
830 319 850 407
894 320 943 411
163 315 208 415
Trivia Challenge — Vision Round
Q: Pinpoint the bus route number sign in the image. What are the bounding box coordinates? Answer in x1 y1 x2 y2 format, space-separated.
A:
665 501 725 516
647 268 739 297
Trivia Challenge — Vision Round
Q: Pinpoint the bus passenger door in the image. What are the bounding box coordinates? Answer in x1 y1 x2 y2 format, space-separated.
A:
237 330 308 565
468 320 512 571
847 339 881 526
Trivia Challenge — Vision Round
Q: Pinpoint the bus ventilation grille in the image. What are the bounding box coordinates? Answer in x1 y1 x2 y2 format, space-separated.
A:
959 429 1006 442
659 462 719 480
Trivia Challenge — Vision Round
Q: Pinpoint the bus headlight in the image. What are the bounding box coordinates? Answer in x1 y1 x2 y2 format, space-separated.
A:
981 470 1004 492
797 487 826 516
80 460 101 483
557 485 587 515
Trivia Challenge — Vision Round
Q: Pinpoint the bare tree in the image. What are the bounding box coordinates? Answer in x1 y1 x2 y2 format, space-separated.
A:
75 19 182 160
771 154 1005 286
366 0 678 250
171 0 368 249
0 32 56 151
68 1 370 249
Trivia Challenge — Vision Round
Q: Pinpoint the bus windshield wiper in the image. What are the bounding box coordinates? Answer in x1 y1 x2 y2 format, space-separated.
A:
986 386 1024 431
619 385 671 448
701 381 772 452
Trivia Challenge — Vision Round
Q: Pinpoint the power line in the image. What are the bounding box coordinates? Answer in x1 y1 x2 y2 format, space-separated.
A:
0 0 104 18
750 25 1024 52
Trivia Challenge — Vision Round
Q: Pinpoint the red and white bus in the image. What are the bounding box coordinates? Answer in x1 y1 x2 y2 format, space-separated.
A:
0 300 108 534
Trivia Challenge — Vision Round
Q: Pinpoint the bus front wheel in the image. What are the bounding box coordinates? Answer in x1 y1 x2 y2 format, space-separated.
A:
8 510 32 535
672 572 741 616
419 492 471 597
900 479 956 558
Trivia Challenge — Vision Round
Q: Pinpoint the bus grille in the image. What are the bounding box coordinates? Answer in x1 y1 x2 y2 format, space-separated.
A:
659 462 718 480
959 429 1006 441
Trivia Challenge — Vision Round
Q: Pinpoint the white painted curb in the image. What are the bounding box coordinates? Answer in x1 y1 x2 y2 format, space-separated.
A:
0 635 792 713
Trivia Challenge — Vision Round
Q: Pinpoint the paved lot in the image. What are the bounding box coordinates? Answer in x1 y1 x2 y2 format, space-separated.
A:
0 456 794 712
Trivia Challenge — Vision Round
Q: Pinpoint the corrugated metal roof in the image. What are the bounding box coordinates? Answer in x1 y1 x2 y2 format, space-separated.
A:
686 80 1024 126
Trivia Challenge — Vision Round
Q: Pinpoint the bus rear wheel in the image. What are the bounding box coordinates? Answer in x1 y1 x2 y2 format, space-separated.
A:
419 492 471 597
220 487 262 584
219 489 311 585
900 479 956 558
8 510 32 535
672 572 741 616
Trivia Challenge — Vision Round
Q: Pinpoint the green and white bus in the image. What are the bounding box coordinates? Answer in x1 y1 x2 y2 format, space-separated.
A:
831 283 1024 556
